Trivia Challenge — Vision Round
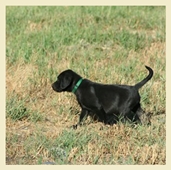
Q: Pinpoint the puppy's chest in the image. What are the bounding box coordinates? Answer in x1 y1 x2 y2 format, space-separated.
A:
76 91 98 109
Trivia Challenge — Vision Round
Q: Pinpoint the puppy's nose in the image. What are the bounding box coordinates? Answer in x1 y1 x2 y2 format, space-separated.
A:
52 83 55 90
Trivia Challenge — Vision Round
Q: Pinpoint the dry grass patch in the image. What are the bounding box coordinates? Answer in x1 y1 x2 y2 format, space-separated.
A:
6 61 36 97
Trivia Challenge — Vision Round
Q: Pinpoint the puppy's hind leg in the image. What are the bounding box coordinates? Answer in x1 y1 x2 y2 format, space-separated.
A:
93 107 107 124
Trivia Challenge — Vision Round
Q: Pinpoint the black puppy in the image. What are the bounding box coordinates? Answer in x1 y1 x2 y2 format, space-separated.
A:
52 66 153 128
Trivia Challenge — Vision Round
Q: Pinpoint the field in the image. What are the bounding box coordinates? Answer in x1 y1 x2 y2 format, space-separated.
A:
6 6 166 165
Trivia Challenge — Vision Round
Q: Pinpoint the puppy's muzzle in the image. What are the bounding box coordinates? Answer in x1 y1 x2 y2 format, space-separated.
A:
52 83 57 91
52 83 62 92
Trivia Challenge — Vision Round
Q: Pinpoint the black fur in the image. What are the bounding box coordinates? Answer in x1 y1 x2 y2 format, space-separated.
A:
52 66 153 128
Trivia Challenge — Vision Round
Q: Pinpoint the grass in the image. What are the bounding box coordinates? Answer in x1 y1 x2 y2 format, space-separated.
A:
6 6 165 165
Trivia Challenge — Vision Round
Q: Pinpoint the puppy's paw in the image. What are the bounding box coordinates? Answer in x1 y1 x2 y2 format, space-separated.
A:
72 124 78 129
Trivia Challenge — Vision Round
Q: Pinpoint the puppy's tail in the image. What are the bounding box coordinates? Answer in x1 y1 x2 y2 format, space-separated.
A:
134 66 153 90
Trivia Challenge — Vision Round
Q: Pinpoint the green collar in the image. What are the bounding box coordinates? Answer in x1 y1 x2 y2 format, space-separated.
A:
72 78 83 93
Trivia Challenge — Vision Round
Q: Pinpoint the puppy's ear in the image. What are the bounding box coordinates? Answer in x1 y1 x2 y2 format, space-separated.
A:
60 76 72 90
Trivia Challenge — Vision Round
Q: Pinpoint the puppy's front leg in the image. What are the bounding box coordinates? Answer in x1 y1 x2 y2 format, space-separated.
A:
73 109 88 129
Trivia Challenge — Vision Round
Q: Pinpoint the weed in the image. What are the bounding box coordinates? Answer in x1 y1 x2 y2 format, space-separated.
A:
28 111 44 123
6 94 29 121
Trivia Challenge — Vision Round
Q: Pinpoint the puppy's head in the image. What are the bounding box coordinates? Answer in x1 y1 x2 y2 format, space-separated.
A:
52 69 74 92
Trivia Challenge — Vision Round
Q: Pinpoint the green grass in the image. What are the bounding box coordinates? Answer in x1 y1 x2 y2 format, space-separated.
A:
6 94 29 121
6 6 165 165
6 93 44 122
